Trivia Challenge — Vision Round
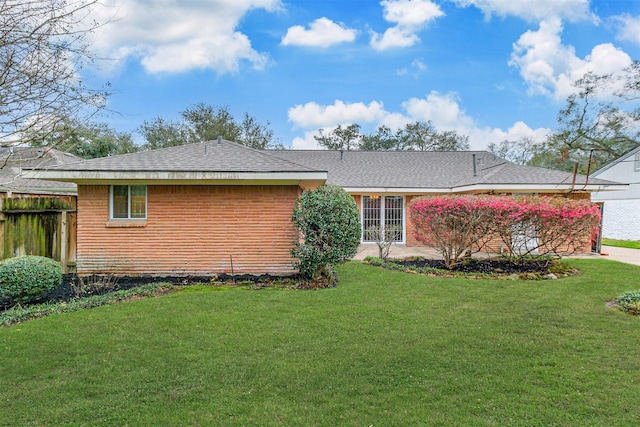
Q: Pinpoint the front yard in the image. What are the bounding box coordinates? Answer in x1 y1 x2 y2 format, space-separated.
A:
1 259 639 425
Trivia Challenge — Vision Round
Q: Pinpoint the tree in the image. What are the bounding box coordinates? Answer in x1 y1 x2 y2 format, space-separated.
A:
137 104 279 150
291 185 361 286
181 103 241 144
360 125 399 150
138 118 189 151
397 121 470 151
532 68 640 173
1 0 109 153
314 124 362 150
488 136 540 165
315 121 470 151
29 120 138 159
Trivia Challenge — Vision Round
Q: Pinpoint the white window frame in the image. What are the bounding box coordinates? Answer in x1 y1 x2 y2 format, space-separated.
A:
110 185 147 220
361 195 406 244
635 152 640 172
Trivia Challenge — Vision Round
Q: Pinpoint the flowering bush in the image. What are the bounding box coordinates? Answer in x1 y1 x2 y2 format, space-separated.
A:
410 195 601 268
492 196 601 261
409 195 497 268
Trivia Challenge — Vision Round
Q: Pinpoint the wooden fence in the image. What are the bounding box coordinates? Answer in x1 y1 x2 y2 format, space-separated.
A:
0 196 77 273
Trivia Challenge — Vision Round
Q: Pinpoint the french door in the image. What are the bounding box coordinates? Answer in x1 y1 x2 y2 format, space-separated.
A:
361 195 404 243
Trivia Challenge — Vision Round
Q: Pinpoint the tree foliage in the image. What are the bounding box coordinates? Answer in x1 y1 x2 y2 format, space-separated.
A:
314 124 362 150
29 120 138 159
314 121 469 151
138 103 280 150
410 195 601 268
531 66 640 173
291 185 361 284
0 0 109 152
488 137 542 165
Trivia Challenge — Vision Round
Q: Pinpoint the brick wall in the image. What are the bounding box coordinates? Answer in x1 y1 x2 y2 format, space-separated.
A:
76 185 300 276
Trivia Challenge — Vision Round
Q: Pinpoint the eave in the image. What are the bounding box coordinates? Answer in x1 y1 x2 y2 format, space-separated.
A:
23 170 328 187
344 183 629 194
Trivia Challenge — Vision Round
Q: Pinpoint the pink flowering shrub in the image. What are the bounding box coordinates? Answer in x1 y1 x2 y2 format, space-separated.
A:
409 195 498 268
409 195 601 268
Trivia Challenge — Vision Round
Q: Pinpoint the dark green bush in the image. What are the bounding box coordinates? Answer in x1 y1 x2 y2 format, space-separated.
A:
291 185 361 283
616 290 640 315
0 256 62 304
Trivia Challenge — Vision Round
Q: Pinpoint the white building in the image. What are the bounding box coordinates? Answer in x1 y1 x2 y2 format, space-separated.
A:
591 146 640 240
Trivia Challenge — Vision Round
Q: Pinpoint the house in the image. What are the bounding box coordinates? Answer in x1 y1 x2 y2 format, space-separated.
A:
1 148 78 271
0 147 77 197
25 139 626 277
270 149 625 248
590 146 640 240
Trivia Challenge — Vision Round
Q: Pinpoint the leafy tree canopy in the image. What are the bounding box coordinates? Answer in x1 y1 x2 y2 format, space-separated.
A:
138 103 281 150
29 120 138 159
315 121 469 151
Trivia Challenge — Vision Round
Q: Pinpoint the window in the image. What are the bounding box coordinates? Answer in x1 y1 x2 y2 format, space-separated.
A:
635 152 640 171
111 185 147 219
362 195 404 243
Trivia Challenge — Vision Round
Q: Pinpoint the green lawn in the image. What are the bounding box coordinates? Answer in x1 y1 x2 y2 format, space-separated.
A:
602 238 640 249
1 259 640 426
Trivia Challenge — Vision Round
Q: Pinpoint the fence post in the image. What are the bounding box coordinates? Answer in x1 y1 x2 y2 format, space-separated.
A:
60 210 68 273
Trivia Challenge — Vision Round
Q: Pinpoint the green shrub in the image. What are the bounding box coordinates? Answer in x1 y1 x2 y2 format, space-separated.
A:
0 256 62 304
291 185 361 283
616 290 640 315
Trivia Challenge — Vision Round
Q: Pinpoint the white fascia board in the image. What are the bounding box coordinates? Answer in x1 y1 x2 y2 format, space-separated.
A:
23 170 327 184
343 183 629 194
451 183 629 193
343 187 451 194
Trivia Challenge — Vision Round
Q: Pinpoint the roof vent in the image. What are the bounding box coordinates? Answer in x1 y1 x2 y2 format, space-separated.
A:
472 153 477 177
217 135 222 144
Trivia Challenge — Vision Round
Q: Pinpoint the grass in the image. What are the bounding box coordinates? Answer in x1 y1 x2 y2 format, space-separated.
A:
601 238 640 249
1 259 640 426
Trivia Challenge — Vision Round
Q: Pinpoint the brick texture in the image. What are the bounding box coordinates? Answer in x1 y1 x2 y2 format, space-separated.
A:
76 185 300 275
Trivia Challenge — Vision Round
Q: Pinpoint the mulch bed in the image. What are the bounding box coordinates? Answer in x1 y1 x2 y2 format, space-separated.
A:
372 256 578 279
395 257 555 274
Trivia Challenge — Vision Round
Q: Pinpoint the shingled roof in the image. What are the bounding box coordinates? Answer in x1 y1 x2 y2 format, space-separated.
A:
0 147 78 195
26 140 326 185
38 140 320 173
271 149 621 192
26 140 625 193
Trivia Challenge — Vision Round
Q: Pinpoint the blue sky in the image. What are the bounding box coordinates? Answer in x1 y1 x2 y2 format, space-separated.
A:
87 0 640 150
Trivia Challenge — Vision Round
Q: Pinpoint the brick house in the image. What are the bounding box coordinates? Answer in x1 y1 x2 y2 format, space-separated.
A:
27 139 625 276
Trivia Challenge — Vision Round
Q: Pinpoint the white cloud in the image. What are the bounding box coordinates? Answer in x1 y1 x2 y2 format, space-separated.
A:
613 14 640 46
402 91 476 130
382 0 445 27
451 0 596 23
288 100 387 129
288 92 550 150
371 27 420 50
89 0 281 74
397 58 428 76
281 17 357 48
509 19 633 99
370 0 444 50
